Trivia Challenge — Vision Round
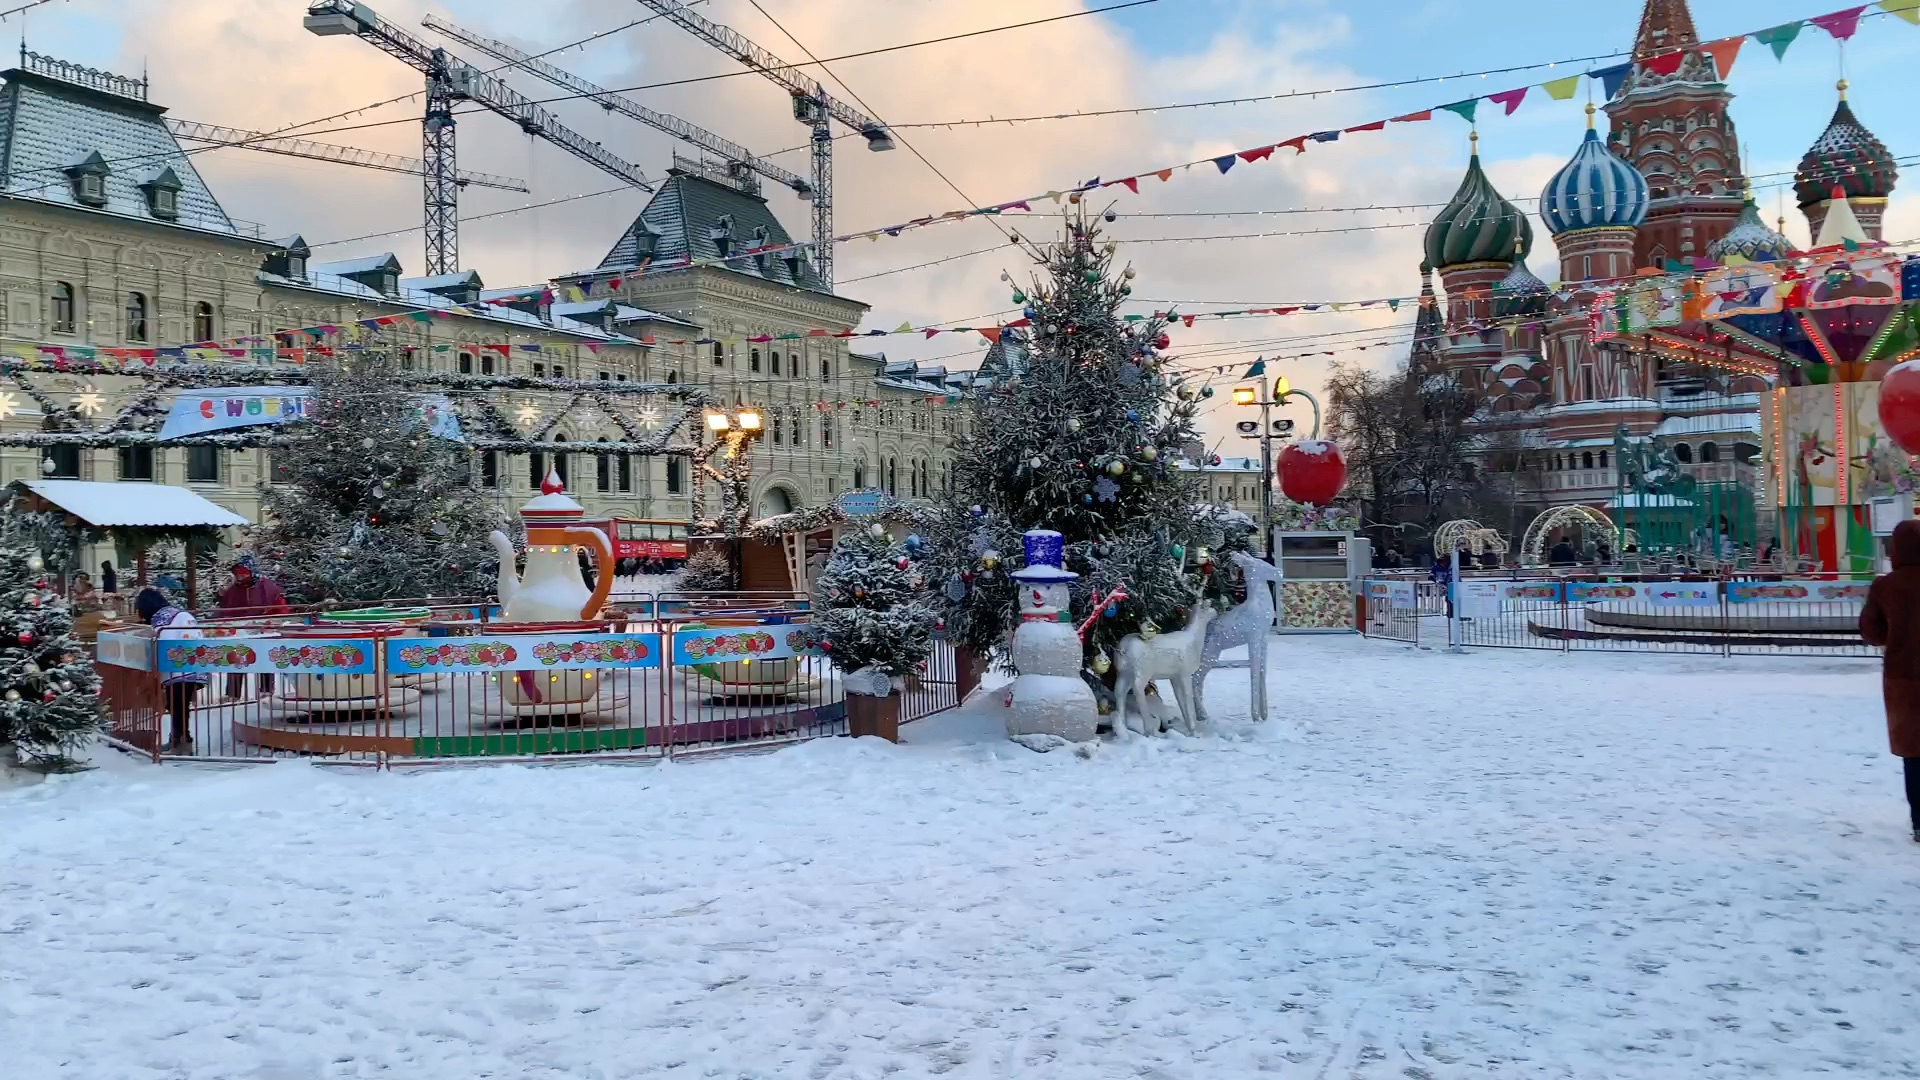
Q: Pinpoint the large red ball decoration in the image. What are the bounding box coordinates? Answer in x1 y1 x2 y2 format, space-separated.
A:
1878 360 1920 455
1277 439 1347 506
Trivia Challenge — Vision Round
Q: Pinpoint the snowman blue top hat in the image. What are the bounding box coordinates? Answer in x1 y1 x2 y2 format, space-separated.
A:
1011 529 1078 584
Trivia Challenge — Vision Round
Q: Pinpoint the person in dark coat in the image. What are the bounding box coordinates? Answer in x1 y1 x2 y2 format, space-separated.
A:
1548 538 1578 567
1859 519 1920 842
99 560 118 595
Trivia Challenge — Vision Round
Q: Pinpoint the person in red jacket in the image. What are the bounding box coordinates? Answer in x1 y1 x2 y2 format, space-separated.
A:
1859 519 1920 843
214 555 289 699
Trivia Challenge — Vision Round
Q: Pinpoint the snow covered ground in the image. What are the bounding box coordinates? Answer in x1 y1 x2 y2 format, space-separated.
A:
4 636 1916 1079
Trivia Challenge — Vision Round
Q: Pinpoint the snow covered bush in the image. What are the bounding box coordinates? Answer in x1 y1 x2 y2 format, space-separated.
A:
674 546 736 593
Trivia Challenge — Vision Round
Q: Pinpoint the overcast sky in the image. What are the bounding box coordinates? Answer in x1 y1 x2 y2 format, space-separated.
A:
10 0 1917 444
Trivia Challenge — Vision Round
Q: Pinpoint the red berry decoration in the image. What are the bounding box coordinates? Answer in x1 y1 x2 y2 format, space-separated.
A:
894 557 910 570
1277 439 1348 506
1878 360 1920 455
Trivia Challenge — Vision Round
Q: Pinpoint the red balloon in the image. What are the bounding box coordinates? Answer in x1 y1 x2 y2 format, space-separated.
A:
1879 360 1920 456
1277 439 1347 506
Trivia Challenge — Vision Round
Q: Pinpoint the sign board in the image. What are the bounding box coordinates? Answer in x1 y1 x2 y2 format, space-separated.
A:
156 635 378 676
1726 580 1870 604
156 387 462 441
1644 583 1717 607
1566 581 1645 604
1458 580 1503 619
1870 495 1914 537
1385 580 1416 611
386 633 662 674
835 489 886 518
95 630 153 671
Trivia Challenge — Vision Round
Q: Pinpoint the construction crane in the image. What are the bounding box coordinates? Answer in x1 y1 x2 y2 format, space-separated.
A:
630 0 896 290
167 120 527 192
302 0 655 275
421 14 810 209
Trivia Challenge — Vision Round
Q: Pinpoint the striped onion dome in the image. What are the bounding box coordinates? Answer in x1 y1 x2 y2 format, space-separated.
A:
1794 84 1897 209
1540 106 1649 236
1707 191 1791 263
1424 137 1533 269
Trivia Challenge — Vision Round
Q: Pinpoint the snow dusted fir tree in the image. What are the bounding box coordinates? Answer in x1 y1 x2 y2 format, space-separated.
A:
255 350 504 604
675 546 736 592
811 524 940 686
930 209 1207 680
0 534 102 761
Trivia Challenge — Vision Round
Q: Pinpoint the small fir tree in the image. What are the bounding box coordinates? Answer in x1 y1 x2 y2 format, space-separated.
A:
929 210 1207 672
811 525 940 680
0 536 103 760
674 546 737 592
254 351 504 603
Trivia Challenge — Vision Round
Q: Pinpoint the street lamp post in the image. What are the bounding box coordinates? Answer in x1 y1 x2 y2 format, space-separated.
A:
1235 375 1324 560
690 407 765 536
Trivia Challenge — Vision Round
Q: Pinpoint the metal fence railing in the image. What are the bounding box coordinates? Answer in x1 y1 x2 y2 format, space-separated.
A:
1360 572 1879 658
94 595 963 766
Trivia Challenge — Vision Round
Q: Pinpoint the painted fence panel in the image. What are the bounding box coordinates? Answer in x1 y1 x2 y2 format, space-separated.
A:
157 636 377 676
671 624 821 667
385 633 664 674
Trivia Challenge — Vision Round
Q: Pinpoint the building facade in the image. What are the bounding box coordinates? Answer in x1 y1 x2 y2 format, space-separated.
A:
0 51 960 559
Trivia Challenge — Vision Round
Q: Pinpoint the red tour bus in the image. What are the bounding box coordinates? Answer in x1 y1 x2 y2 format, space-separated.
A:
577 518 690 561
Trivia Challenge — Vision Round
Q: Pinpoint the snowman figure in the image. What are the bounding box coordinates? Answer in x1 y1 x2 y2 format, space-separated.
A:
1002 529 1097 744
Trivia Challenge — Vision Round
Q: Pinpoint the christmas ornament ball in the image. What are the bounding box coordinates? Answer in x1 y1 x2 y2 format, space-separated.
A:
1066 417 1081 432
1200 386 1215 398
3 689 18 702
1878 360 1920 454
1082 494 1093 504
1140 445 1159 462
1030 455 1044 468
16 631 33 644
1103 210 1117 223
1106 459 1126 477
981 550 1000 570
869 523 886 538
1154 333 1171 350
1092 650 1112 674
1171 544 1186 560
894 557 910 571
26 554 43 572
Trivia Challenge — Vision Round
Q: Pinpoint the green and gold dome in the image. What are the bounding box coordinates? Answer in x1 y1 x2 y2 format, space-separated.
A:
1424 137 1534 270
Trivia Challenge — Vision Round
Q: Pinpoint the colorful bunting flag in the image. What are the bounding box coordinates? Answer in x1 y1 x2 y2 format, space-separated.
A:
1540 75 1581 100
1238 145 1275 163
1390 109 1432 123
1590 62 1632 99
1643 50 1686 76
1439 100 1478 123
1752 21 1802 58
1213 154 1237 173
1310 131 1340 143
1345 120 1386 133
1117 177 1139 194
1702 36 1743 78
1809 6 1866 40
1883 0 1920 25
1280 136 1308 154
1488 87 1528 114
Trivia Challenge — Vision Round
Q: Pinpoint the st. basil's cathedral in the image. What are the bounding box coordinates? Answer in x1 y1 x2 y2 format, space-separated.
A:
1415 0 1905 555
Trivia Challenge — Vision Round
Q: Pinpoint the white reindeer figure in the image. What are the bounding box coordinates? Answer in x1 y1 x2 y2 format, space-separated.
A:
1112 604 1216 739
1193 552 1280 726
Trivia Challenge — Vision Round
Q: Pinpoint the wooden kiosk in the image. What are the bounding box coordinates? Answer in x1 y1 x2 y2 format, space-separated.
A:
736 489 937 594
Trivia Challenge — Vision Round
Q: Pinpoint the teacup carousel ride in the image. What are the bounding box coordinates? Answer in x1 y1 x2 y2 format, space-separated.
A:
264 607 434 721
485 471 628 720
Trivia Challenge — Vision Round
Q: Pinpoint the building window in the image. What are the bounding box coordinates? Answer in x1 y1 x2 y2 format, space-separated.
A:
666 370 678 384
820 356 831 381
481 451 499 488
919 461 929 497
480 355 495 376
50 282 75 335
596 443 612 492
529 450 545 489
125 292 148 342
44 446 79 479
1675 443 1694 464
118 445 155 481
666 458 685 494
73 172 105 205
788 354 798 380
712 342 725 367
533 362 545 379
771 411 784 445
458 352 474 374
617 454 632 493
750 349 761 372
192 301 214 343
551 435 569 488
1599 450 1610 469
149 186 177 218
1582 451 1594 469
187 445 220 483
399 349 415 371
886 457 898 495
598 371 610 381
853 463 865 489
821 415 833 450
770 351 781 375
1700 441 1719 462
552 365 566 380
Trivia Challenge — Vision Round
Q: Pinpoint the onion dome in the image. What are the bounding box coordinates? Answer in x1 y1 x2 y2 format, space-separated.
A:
1492 251 1550 320
1541 105 1649 235
1794 82 1897 209
1425 135 1533 269
1707 187 1791 263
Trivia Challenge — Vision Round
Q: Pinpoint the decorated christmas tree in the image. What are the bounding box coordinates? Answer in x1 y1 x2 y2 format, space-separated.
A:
0 535 103 761
930 210 1210 674
811 524 940 681
254 351 504 603
674 546 737 593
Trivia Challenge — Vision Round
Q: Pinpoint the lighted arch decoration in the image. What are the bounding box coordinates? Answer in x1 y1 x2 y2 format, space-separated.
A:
1520 505 1621 564
1433 519 1511 557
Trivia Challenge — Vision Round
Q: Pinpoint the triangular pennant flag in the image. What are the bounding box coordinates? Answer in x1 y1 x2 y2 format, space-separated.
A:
1155 169 1173 182
924 328 941 339
1280 136 1309 154
1642 50 1685 76
895 321 914 333
1310 130 1340 143
1238 145 1275 163
1540 75 1580 100
1590 61 1631 99
1181 315 1195 328
979 328 1002 344
1439 99 1478 123
1244 359 1266 377
1810 6 1866 40
1007 200 1031 212
1388 298 1401 311
1882 0 1920 25
1487 87 1528 114
1213 154 1236 174
1390 110 1432 123
1119 177 1139 194
1752 21 1802 59
1345 120 1386 133
1702 36 1743 78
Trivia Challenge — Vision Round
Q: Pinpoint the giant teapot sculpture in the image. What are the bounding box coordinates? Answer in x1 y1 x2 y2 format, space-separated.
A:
489 469 615 624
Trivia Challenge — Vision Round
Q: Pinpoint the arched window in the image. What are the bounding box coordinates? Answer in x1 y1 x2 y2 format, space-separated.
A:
820 414 833 450
1582 451 1594 469
820 355 831 381
528 449 545 489
617 454 632 493
886 457 898 495
1700 441 1719 462
918 461 929 497
50 282 75 334
192 301 214 343
666 369 679 384
666 458 685 494
771 411 784 445
853 463 865 489
711 342 725 367
125 292 148 342
596 440 612 492
750 348 761 372
788 354 799 381
480 354 495 376
1599 450 1609 469
1674 442 1693 464
459 352 476 374
481 451 499 488
770 350 781 375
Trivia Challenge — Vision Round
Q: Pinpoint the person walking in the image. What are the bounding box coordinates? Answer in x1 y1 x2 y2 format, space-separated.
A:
136 587 207 753
214 556 288 699
99 560 117 595
1858 519 1920 843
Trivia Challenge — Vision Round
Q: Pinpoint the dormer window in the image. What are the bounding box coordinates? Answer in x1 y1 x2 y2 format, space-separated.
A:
288 253 307 279
382 272 398 295
139 167 183 221
64 150 110 208
708 214 734 257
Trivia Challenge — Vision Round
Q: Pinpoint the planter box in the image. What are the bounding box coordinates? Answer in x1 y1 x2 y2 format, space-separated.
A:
846 691 900 743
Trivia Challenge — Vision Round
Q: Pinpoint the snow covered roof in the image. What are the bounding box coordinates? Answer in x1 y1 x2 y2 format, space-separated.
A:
311 254 400 277
257 270 643 345
12 480 250 529
400 271 482 292
1651 413 1760 439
